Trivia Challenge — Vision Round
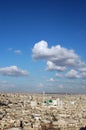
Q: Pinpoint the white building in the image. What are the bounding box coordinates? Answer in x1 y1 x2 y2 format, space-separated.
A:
31 101 37 108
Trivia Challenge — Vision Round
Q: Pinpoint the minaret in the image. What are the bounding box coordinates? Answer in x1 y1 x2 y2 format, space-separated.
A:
43 91 45 103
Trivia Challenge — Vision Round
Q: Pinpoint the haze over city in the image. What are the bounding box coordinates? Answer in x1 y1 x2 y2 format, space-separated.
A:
0 0 86 93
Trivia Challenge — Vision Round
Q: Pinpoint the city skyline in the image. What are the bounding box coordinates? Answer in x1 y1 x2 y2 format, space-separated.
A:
0 0 86 93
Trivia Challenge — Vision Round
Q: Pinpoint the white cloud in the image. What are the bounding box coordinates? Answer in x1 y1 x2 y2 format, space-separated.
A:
66 69 80 79
0 66 28 77
32 40 80 69
46 61 66 71
14 50 22 54
79 67 86 72
32 40 79 66
32 40 86 79
32 40 49 59
8 48 22 54
47 78 56 82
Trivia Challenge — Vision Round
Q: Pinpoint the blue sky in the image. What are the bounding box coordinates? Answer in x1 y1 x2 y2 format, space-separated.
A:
0 0 86 93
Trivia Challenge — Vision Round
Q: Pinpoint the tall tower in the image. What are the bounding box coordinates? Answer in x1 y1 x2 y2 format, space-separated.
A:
43 91 45 103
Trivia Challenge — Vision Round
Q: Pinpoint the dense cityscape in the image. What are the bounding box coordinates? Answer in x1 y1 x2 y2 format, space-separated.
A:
0 93 86 130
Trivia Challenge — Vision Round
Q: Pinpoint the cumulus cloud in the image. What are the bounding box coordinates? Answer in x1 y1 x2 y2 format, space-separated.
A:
79 67 86 72
46 61 66 71
32 40 86 79
32 40 80 69
14 50 22 54
32 40 49 59
0 66 28 77
66 69 80 79
32 40 79 67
